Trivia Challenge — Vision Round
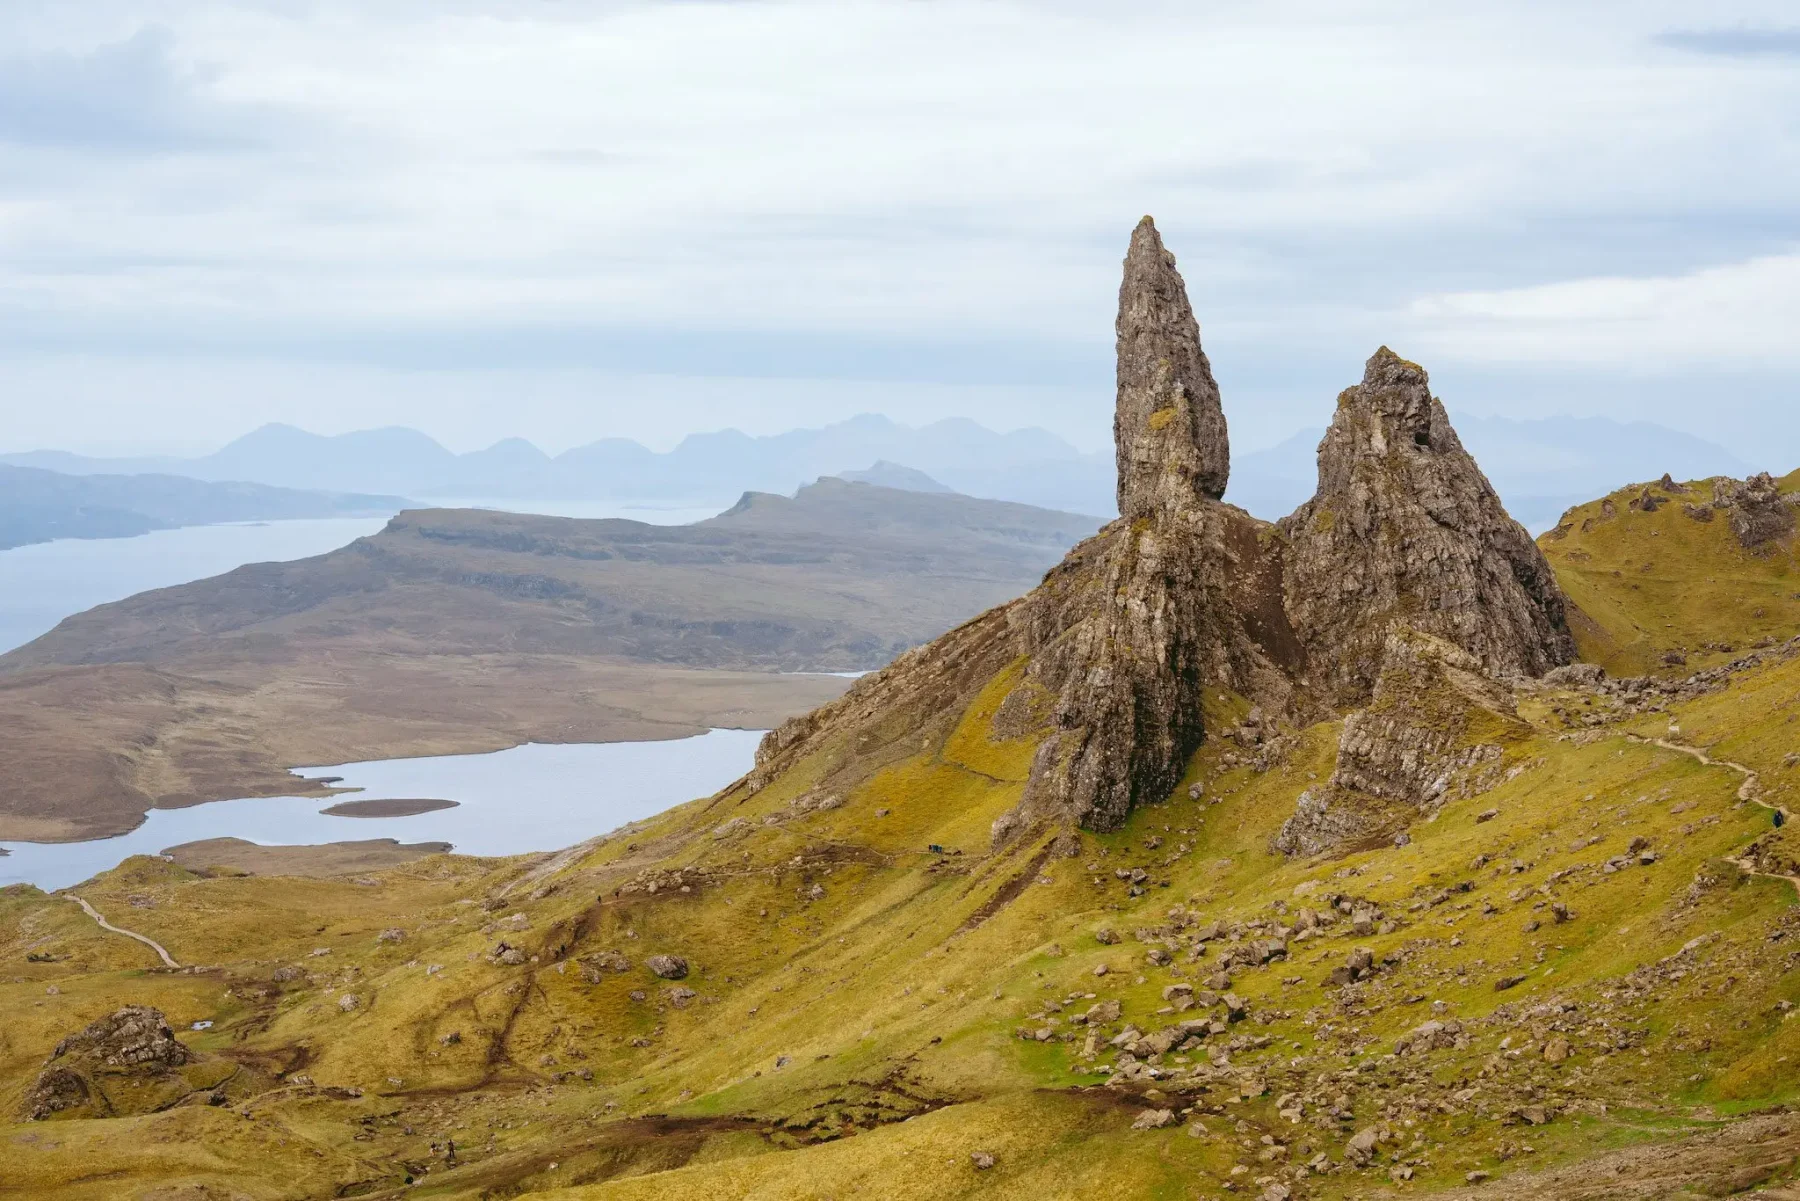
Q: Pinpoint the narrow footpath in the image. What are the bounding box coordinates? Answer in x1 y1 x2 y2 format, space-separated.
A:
1625 733 1800 893
67 894 181 969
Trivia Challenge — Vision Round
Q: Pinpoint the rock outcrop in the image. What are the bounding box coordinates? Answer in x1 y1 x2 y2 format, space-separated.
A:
1713 473 1796 551
1280 348 1574 707
24 1006 194 1121
744 226 1570 848
995 218 1296 834
1114 215 1230 514
1273 631 1530 856
1002 499 1299 834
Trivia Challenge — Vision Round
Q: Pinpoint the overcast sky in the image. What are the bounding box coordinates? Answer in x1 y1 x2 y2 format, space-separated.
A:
0 1 1797 460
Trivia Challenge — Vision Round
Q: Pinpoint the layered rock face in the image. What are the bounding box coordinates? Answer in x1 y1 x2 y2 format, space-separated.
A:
1281 348 1574 707
1273 631 1528 856
1002 498 1298 835
1114 216 1230 515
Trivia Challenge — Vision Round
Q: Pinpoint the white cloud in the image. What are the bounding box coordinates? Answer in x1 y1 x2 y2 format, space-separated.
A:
1407 251 1800 366
0 0 1797 452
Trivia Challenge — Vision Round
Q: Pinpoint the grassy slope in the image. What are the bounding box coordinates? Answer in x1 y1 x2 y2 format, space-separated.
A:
1541 475 1800 677
5 484 1800 1198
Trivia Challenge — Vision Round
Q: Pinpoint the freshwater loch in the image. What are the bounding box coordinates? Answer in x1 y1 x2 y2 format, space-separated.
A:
0 729 763 892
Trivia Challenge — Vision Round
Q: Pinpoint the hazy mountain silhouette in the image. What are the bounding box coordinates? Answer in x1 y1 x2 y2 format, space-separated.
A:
2 411 1750 528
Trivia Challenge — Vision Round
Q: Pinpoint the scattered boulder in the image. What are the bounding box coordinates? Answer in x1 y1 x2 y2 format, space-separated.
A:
1329 946 1376 987
1132 1108 1177 1130
1084 999 1122 1025
971 1150 997 1170
1345 1126 1381 1166
579 951 632 983
1393 1019 1463 1055
1543 663 1605 687
646 954 689 980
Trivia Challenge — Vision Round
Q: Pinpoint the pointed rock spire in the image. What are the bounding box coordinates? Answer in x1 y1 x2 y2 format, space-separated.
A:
1115 216 1230 516
1281 347 1575 706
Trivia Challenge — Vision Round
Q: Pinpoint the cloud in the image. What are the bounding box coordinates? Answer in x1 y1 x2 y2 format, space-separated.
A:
1654 27 1800 56
0 26 269 150
0 1 1796 456
1406 252 1800 367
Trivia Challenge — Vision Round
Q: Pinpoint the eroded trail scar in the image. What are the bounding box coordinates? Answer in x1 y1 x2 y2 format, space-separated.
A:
1626 734 1800 894
68 894 181 968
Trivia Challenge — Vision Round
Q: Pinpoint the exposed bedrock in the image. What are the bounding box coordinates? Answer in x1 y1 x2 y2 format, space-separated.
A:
746 225 1578 847
1280 347 1575 708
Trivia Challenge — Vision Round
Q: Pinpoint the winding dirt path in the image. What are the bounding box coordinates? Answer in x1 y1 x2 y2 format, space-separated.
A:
1626 734 1800 892
68 895 181 968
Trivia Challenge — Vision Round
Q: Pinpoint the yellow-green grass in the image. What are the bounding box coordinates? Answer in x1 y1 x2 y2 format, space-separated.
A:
1541 477 1800 677
7 629 1800 1197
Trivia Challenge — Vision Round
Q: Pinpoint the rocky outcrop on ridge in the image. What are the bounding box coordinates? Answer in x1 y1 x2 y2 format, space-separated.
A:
1001 499 1300 835
1280 348 1574 707
24 1006 195 1121
1712 472 1796 550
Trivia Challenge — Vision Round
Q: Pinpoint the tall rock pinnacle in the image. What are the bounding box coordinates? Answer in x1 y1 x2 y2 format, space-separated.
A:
1281 347 1575 706
1115 216 1230 516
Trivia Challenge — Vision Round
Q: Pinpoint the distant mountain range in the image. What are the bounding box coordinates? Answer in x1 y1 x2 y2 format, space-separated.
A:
2 411 1757 532
0 416 1080 507
0 464 408 552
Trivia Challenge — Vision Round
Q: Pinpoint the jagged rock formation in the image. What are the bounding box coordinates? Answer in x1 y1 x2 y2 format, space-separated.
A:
1114 216 1229 514
1281 348 1574 707
997 218 1290 834
1002 502 1299 836
748 227 1573 847
1713 472 1796 550
1273 631 1530 856
24 1006 194 1121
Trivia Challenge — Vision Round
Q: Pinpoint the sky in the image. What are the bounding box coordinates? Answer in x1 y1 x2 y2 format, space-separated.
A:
0 1 1796 460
